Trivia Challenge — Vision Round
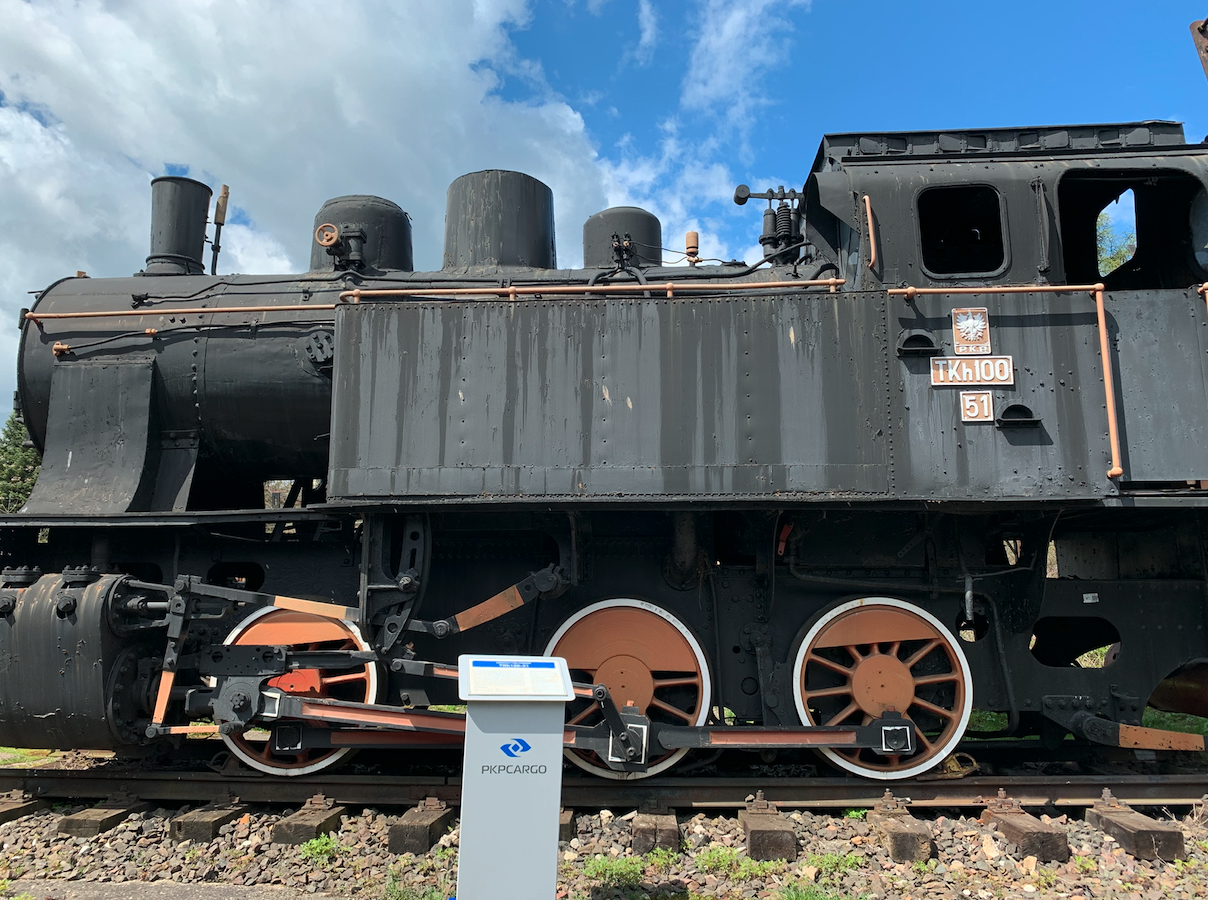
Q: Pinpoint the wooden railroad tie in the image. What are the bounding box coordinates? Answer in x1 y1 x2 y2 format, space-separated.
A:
272 793 345 846
0 790 46 826
979 788 1069 862
388 796 457 855
632 811 679 854
169 791 247 842
738 791 798 862
57 791 151 838
867 790 933 863
1084 788 1185 861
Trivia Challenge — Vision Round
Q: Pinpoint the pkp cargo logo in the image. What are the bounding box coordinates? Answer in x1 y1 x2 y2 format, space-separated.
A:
500 738 531 758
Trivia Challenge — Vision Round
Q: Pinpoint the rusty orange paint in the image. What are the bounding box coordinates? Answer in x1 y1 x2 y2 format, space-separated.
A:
453 584 525 631
811 606 937 648
151 670 175 724
270 596 358 621
1118 723 1206 752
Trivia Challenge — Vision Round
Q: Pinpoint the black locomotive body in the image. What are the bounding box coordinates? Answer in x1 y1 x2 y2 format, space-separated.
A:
2 121 1207 780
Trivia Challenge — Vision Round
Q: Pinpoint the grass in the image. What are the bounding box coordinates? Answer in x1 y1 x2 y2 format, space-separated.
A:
299 833 341 864
646 847 679 872
966 709 1008 732
694 845 786 879
583 855 647 888
1073 855 1096 874
778 885 851 900
383 875 445 900
1143 707 1208 735
842 808 866 820
0 747 55 768
804 852 860 886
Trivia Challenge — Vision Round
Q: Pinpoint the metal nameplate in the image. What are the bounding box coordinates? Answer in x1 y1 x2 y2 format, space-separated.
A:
952 307 991 356
930 356 1014 386
959 390 994 423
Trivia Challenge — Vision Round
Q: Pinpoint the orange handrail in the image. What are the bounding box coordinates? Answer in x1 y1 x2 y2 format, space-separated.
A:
888 282 1123 479
863 195 877 271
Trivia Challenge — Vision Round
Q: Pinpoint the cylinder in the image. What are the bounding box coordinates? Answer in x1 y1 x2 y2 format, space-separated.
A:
443 170 556 269
583 207 662 268
145 176 212 275
309 195 413 272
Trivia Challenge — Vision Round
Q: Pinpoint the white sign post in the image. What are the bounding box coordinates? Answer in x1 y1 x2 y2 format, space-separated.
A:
456 655 574 900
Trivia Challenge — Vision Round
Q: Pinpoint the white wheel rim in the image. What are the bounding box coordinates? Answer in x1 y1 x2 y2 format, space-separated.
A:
791 597 973 780
544 598 711 780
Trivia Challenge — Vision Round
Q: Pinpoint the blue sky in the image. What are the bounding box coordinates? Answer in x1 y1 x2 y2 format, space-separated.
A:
0 1 1203 402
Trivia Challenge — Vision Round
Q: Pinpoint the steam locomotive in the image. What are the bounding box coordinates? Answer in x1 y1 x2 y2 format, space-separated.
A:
2 117 1207 780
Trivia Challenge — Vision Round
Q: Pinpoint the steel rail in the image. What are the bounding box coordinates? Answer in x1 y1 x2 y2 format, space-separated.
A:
1 768 1205 810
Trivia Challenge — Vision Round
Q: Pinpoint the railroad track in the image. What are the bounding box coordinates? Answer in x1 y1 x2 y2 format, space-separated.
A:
2 766 1206 810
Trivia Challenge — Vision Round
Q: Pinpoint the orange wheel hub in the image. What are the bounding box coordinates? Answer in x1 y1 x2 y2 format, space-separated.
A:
545 599 710 780
793 599 972 780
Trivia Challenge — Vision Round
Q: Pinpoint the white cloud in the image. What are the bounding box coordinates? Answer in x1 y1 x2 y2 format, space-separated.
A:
634 0 658 66
0 0 613 404
681 0 810 149
600 0 812 266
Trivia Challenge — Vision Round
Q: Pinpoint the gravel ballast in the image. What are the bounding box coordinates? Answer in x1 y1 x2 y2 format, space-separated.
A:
2 801 1208 899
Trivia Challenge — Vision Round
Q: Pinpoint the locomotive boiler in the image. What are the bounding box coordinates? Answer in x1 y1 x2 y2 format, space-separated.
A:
2 120 1208 781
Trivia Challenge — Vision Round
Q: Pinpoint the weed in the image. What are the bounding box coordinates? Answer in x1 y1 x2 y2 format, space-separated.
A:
778 884 848 900
299 833 340 864
842 808 867 820
911 859 932 875
804 852 860 885
0 879 8 895
646 847 679 872
1034 867 1058 890
184 847 203 862
1073 854 1096 874
694 845 784 880
383 872 444 900
584 854 646 888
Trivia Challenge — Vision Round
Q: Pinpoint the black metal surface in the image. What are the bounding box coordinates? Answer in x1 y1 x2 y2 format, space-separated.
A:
145 176 212 276
442 170 556 269
308 195 413 273
583 207 662 268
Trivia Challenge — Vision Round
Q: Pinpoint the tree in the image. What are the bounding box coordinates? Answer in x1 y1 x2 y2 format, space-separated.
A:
0 412 40 513
1097 212 1136 276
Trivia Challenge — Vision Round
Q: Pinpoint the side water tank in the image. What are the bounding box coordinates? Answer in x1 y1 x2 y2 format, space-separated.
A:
443 170 556 269
583 206 662 268
309 195 413 272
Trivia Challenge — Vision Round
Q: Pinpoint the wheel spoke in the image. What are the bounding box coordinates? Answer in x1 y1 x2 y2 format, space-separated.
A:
911 697 957 720
824 701 860 726
806 653 854 677
320 672 368 686
904 639 941 668
802 685 852 700
913 672 959 686
845 644 865 663
654 675 702 689
649 697 696 722
567 705 597 726
901 711 934 751
886 641 901 657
